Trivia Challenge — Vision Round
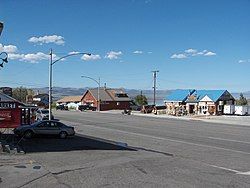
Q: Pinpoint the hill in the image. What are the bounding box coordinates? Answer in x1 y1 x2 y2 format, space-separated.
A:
31 87 250 105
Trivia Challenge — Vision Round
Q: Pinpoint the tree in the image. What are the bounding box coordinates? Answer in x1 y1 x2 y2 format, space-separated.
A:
236 93 248 105
134 94 148 106
12 87 34 103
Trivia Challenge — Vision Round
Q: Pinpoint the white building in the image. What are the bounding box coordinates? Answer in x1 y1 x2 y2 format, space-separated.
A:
56 96 83 110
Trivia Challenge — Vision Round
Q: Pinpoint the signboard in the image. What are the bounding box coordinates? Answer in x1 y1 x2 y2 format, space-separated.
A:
0 110 11 121
0 102 16 109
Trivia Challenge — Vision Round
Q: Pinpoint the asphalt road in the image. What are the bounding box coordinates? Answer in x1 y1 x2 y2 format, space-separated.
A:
2 110 250 187
55 110 250 187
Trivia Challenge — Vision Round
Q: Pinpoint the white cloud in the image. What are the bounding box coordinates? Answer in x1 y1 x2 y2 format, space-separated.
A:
68 51 80 55
8 53 24 60
171 48 217 59
148 51 153 54
81 54 101 61
195 51 204 56
28 35 65 45
8 52 58 63
133 50 143 54
185 48 197 54
204 51 216 56
0 43 18 53
238 59 250 63
170 53 187 59
105 51 122 60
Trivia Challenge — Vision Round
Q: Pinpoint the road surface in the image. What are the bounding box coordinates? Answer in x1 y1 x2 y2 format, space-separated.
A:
1 110 250 187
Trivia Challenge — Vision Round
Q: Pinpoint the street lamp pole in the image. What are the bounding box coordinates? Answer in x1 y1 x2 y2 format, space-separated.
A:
49 50 91 120
49 49 53 120
81 76 101 111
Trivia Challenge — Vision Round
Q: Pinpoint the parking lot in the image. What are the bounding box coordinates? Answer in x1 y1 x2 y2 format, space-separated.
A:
1 110 250 187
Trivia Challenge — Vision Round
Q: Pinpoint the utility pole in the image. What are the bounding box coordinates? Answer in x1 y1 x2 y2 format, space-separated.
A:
49 49 53 120
152 70 159 106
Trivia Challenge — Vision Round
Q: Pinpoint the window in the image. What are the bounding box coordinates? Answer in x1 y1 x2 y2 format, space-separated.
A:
37 122 46 127
50 122 58 127
218 105 223 111
115 93 128 98
50 121 64 127
44 121 50 127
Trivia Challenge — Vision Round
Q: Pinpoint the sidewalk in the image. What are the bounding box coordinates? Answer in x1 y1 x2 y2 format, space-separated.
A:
100 110 250 126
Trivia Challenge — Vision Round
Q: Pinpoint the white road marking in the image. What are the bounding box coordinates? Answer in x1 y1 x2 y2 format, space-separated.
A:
208 164 240 173
208 137 250 145
237 171 250 175
208 164 250 176
70 122 250 156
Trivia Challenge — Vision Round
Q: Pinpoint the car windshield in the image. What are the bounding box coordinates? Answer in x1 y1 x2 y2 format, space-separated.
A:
41 110 49 114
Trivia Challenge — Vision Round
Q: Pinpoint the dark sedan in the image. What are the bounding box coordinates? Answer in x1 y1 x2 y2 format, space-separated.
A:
13 120 75 139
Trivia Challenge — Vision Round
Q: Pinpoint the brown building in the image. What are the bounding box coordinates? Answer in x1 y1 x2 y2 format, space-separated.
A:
82 88 132 111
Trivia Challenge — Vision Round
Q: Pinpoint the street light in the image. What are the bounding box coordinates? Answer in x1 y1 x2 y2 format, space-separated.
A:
81 76 100 111
0 52 8 69
49 49 91 120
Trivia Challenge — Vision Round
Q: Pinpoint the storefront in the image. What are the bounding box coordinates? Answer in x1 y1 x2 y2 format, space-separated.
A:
0 93 36 129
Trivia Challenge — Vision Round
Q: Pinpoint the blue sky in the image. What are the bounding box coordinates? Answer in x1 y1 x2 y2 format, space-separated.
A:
0 0 250 92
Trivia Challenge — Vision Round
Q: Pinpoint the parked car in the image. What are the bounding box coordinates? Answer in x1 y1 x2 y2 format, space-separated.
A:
78 104 96 111
13 120 75 139
56 104 68 110
129 101 141 111
36 109 54 120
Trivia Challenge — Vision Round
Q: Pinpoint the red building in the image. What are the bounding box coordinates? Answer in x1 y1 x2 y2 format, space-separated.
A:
0 92 35 129
82 88 132 111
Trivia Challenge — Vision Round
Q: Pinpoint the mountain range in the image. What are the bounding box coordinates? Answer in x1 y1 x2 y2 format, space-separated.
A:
32 87 250 105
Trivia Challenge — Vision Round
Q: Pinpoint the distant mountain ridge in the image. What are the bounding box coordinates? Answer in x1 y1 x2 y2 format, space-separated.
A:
31 87 250 105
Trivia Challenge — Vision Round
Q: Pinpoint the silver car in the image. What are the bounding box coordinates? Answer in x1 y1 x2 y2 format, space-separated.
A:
14 120 75 139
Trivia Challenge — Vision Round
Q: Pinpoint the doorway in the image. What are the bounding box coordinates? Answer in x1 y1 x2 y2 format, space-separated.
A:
189 105 195 114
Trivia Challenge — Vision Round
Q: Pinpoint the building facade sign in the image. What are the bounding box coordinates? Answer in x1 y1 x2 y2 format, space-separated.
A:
0 102 16 109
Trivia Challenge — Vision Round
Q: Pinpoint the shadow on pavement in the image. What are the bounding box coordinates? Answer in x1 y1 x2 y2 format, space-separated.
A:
19 134 135 153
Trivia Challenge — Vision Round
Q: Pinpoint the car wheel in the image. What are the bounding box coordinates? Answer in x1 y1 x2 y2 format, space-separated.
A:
59 131 67 139
24 130 33 139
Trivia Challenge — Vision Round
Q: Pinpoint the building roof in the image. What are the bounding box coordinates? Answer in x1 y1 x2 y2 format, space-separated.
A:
106 88 132 102
165 89 232 103
33 93 49 98
192 90 227 102
57 95 83 103
0 92 19 102
86 88 132 102
0 92 26 106
88 88 113 101
165 89 195 102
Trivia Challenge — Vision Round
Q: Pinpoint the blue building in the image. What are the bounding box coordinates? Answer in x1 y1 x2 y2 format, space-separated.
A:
165 89 235 115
